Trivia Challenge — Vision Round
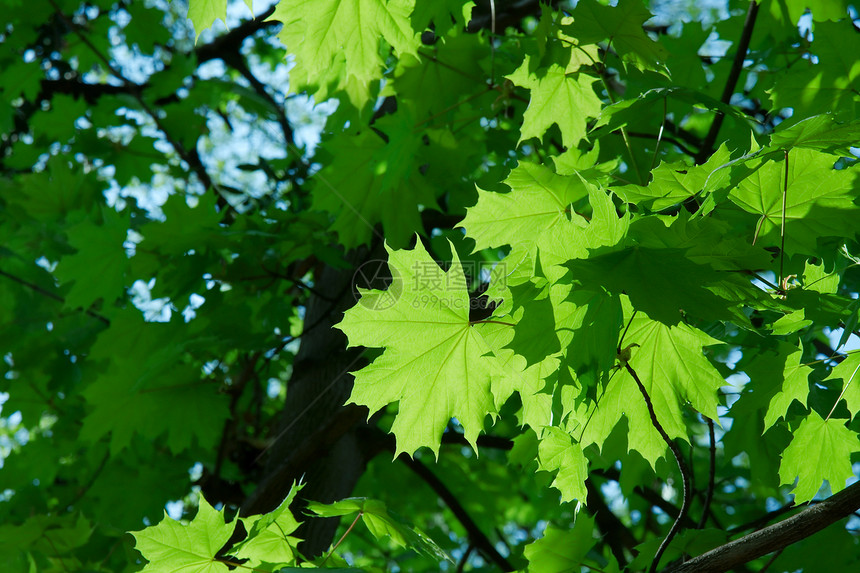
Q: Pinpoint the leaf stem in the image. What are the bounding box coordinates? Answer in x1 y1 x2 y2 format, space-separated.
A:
599 40 642 184
319 511 363 567
779 149 789 286
470 319 516 327
824 359 860 421
623 362 692 573
648 97 668 172
617 309 638 352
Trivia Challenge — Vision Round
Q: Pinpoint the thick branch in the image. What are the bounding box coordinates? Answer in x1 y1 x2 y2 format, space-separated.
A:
665 480 860 573
195 5 278 63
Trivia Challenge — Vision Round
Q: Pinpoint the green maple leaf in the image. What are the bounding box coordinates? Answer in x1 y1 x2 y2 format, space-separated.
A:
312 126 438 249
524 514 599 572
131 493 235 572
308 498 452 563
769 20 860 121
727 147 860 256
566 246 735 325
337 240 504 456
411 0 473 37
387 31 488 120
81 361 230 455
763 343 812 429
779 0 854 22
578 309 725 466
581 185 630 251
615 144 732 211
54 208 129 310
559 288 623 384
476 312 562 428
139 193 225 256
80 311 229 454
232 483 303 567
460 162 591 252
823 352 860 418
537 426 588 503
567 0 668 73
508 61 602 148
770 309 813 335
801 259 840 294
769 114 860 156
779 412 859 504
628 212 772 271
186 0 226 40
270 0 419 101
593 89 750 143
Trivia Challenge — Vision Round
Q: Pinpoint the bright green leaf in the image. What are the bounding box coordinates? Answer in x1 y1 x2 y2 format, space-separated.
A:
524 514 597 572
307 497 452 563
823 352 860 419
337 240 504 455
763 343 812 429
537 427 588 503
779 412 859 503
131 493 235 573
509 62 602 148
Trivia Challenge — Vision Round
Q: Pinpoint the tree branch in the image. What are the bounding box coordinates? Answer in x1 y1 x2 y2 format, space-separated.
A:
0 268 110 325
624 362 692 573
585 478 636 567
697 417 717 528
195 5 278 64
467 0 555 33
665 480 860 573
696 0 760 163
399 455 515 572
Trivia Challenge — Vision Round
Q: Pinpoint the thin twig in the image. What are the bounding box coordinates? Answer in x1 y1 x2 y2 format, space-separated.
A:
618 310 638 352
758 548 783 573
456 544 475 573
47 0 225 201
489 0 497 83
400 455 514 571
697 417 716 528
624 362 692 573
0 268 110 325
65 451 110 510
599 44 641 183
696 0 760 163
727 502 799 536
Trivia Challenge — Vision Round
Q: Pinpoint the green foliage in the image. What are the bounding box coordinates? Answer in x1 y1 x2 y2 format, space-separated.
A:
338 241 501 456
307 497 452 563
2 0 860 572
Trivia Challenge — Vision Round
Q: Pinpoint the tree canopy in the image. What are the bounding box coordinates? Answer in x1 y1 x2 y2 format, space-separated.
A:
1 0 860 572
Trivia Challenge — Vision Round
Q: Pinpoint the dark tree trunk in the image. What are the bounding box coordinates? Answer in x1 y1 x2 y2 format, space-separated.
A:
242 242 386 557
